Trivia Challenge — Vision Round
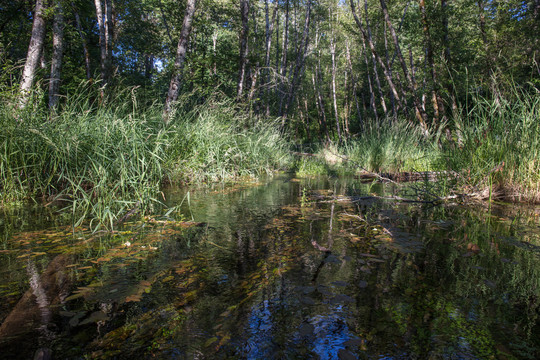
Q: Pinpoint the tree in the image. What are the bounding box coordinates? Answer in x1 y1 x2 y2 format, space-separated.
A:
163 0 198 123
94 0 113 90
18 0 47 109
237 0 250 100
49 1 65 109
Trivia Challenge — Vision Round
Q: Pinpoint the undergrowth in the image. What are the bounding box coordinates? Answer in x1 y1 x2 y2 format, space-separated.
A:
439 87 540 202
0 88 291 230
343 121 439 173
166 98 291 183
294 121 440 178
294 86 540 204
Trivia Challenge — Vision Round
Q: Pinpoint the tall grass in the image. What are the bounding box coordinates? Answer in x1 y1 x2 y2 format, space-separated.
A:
343 121 438 173
293 121 439 178
439 88 540 202
0 88 291 230
166 97 291 183
293 87 540 204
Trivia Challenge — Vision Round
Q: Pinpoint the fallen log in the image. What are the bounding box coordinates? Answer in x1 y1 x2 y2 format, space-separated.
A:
291 150 457 183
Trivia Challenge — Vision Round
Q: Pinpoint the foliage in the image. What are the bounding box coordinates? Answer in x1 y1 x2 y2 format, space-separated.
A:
439 87 540 202
343 121 439 173
0 88 291 230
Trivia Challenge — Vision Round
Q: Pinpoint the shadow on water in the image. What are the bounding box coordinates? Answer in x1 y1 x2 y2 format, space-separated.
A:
0 175 539 359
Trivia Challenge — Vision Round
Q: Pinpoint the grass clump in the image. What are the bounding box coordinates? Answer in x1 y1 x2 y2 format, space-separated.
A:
166 98 291 184
0 89 292 230
294 157 329 178
439 89 540 202
343 121 438 173
293 121 439 178
0 88 167 230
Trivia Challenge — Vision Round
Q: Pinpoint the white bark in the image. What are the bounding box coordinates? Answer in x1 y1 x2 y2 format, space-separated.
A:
19 0 47 109
49 1 65 109
163 0 198 122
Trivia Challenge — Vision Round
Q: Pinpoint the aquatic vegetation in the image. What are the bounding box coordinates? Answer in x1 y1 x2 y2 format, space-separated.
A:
0 91 291 229
0 176 539 358
439 88 540 203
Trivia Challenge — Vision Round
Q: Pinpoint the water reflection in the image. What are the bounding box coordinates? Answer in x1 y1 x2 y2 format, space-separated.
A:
0 176 539 358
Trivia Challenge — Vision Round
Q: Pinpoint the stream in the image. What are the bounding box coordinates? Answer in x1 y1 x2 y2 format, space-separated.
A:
0 175 539 359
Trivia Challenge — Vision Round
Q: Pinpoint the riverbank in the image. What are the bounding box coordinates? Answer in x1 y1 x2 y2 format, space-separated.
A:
2 88 540 229
0 92 291 230
294 89 540 204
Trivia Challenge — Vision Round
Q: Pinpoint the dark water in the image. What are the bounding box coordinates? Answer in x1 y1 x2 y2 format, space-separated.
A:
0 175 539 359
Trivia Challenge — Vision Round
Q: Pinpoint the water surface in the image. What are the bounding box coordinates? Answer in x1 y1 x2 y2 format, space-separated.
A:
0 175 539 359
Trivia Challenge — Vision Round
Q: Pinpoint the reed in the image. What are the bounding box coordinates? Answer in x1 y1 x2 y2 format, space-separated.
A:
0 88 291 230
439 86 540 202
294 121 439 178
342 121 438 173
165 97 291 184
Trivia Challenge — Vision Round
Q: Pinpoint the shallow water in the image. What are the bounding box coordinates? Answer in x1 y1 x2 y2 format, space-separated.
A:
0 175 539 359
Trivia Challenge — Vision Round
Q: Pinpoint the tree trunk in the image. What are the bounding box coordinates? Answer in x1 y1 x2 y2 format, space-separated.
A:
361 36 379 122
19 0 47 109
48 1 65 110
74 10 92 80
312 71 330 143
441 0 450 64
419 0 442 123
345 40 364 131
280 0 290 76
94 0 107 85
343 69 350 137
440 0 456 113
330 38 341 142
282 0 312 123
383 21 397 118
364 0 387 117
263 0 278 115
377 0 428 130
237 0 250 100
350 0 404 119
104 0 113 78
277 0 289 112
163 0 197 122
303 96 311 142
477 0 490 74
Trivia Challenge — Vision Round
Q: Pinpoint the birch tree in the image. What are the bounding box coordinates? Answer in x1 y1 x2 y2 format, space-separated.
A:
163 0 198 122
48 1 65 109
18 0 47 109
237 0 250 99
94 0 113 89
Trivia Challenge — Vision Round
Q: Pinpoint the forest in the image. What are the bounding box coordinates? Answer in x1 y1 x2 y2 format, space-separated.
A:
2 2 540 359
1 0 540 225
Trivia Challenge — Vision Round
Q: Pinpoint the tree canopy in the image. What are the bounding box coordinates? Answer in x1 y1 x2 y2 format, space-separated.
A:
1 0 539 138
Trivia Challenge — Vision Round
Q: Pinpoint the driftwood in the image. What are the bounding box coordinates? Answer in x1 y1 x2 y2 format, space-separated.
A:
291 150 457 183
357 171 456 183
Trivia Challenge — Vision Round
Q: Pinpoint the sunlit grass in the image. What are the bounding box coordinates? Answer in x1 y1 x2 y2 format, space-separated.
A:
0 88 291 230
342 121 439 173
166 97 291 184
294 121 439 177
439 87 540 202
